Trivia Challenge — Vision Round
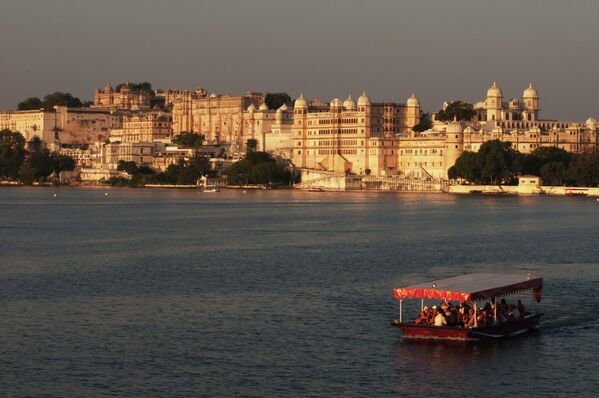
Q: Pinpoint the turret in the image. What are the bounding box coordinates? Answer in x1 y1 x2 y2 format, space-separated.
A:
445 118 464 170
522 83 539 122
485 82 503 121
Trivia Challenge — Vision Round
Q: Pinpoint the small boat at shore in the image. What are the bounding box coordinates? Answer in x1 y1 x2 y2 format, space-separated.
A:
391 273 543 340
308 186 325 192
203 186 220 193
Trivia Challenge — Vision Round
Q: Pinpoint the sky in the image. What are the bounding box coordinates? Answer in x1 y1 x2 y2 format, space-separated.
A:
1 0 598 120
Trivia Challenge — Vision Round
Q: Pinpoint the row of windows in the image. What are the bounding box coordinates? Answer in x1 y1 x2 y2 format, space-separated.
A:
317 118 359 125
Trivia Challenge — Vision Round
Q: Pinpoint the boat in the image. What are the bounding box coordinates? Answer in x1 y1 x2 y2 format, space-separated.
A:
565 189 587 197
308 186 325 192
391 273 543 340
203 186 220 193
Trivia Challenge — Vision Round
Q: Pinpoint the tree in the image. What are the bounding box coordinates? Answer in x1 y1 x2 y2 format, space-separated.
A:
435 101 476 122
566 152 599 187
173 132 205 149
115 82 153 95
451 151 480 182
117 160 139 175
0 129 26 180
522 146 572 176
225 151 290 186
412 112 432 132
540 161 567 186
17 97 43 110
264 92 291 110
476 140 521 184
17 92 84 111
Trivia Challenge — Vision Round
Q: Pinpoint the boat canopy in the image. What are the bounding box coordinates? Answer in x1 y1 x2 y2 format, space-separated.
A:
393 273 543 302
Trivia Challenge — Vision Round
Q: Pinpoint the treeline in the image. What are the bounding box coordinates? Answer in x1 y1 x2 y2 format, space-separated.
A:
0 130 75 184
18 92 89 111
225 151 291 186
109 156 213 187
449 139 599 186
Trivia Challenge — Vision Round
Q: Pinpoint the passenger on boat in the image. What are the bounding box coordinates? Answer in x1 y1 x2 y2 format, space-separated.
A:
508 304 520 321
517 300 526 316
465 308 476 328
414 307 429 325
434 308 447 327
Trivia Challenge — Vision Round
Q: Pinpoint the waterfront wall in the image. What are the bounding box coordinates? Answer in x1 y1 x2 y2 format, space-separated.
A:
448 185 599 196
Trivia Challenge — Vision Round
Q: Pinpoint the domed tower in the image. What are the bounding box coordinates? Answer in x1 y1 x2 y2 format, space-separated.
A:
522 83 539 122
357 91 371 112
343 95 356 111
406 93 420 129
444 119 464 172
485 82 503 122
330 98 343 113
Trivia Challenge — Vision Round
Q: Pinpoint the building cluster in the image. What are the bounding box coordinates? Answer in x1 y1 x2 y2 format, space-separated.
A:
1 81 597 182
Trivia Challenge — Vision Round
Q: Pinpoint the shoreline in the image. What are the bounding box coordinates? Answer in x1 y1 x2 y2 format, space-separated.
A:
2 181 599 197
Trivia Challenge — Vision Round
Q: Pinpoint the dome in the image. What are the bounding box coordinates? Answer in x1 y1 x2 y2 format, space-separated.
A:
247 104 256 112
486 82 503 98
586 117 597 125
357 91 371 107
294 93 308 109
523 83 539 99
406 92 420 107
343 95 356 110
259 102 269 111
330 98 342 108
278 103 288 111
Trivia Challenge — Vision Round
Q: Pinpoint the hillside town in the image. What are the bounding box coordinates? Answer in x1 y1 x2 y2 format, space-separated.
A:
1 81 598 189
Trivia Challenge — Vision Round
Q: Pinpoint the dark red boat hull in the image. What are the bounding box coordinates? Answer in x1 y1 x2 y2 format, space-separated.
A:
393 314 542 340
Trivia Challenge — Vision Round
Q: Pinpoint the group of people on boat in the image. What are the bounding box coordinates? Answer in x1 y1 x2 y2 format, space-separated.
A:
414 298 527 328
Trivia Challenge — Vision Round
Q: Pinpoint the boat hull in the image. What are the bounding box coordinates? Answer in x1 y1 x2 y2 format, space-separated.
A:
393 313 542 340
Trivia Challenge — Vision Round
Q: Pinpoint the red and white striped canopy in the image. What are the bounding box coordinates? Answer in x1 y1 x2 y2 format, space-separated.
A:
393 273 543 302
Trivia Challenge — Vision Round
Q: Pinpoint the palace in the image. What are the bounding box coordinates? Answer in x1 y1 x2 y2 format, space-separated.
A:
290 92 420 175
171 89 263 147
93 83 151 111
400 82 599 178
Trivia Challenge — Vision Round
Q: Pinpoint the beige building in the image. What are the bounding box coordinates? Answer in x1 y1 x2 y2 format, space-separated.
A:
93 82 151 111
110 111 172 143
0 109 57 143
402 83 599 178
171 89 264 146
0 106 117 148
291 92 420 175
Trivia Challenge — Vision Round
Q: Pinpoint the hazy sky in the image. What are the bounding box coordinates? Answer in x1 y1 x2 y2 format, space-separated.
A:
1 0 598 119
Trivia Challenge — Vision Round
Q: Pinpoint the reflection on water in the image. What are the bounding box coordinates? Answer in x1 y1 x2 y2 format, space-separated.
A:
1 187 599 396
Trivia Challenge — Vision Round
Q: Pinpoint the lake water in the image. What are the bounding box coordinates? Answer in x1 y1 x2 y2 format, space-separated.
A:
1 187 598 397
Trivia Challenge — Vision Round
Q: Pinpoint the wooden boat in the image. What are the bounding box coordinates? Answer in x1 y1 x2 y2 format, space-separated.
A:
565 190 587 197
308 186 325 192
392 273 543 340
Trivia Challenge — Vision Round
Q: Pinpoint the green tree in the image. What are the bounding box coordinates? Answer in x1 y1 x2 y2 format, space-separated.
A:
27 150 56 179
115 82 153 94
566 152 599 187
51 154 76 174
451 151 480 182
173 132 205 149
477 140 521 184
117 160 139 175
412 112 433 132
264 92 291 110
18 163 35 185
435 101 476 122
540 161 567 186
17 97 43 110
225 151 290 186
41 92 83 110
0 129 26 180
522 146 572 176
